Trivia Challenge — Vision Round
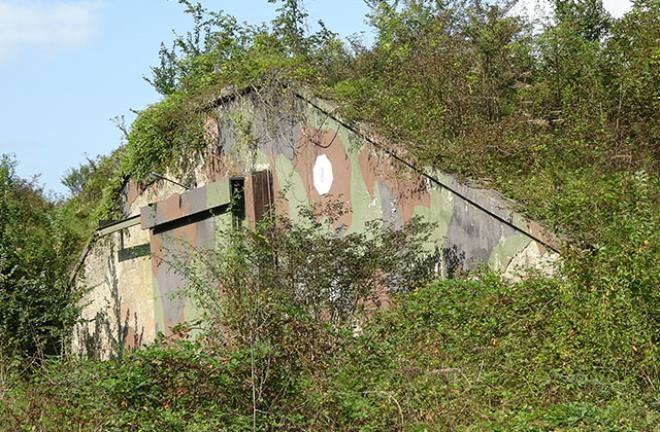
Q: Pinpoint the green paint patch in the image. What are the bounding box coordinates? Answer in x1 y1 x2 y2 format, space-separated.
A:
206 180 231 208
152 279 165 336
489 233 532 272
348 148 382 235
275 155 310 221
117 244 151 262
414 186 453 254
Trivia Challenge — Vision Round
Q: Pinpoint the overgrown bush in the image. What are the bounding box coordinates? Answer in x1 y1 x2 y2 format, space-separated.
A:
2 272 656 431
0 155 81 361
330 0 659 254
2 198 656 430
178 204 437 429
312 273 657 431
186 204 436 331
1 0 658 430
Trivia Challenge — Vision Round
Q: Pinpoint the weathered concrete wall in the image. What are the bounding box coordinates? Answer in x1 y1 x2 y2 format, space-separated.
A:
141 180 234 338
208 93 559 276
72 223 155 358
73 90 559 357
73 180 233 357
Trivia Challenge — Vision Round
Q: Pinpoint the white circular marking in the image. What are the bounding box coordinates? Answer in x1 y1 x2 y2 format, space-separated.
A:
313 154 333 195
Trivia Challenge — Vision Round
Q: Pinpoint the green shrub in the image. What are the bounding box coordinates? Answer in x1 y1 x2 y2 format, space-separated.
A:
0 155 82 360
313 274 657 431
2 1 658 430
2 272 655 431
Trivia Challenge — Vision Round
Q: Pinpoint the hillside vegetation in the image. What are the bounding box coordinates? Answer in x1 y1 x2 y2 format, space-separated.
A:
0 0 658 430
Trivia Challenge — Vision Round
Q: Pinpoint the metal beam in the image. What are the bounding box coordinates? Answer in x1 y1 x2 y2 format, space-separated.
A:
97 215 141 237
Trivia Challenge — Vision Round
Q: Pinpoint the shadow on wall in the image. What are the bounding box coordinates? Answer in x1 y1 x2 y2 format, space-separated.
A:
74 244 144 360
72 240 470 359
443 245 466 279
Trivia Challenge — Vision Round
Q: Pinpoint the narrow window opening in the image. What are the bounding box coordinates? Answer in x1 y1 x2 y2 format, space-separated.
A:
230 177 246 227
251 170 274 223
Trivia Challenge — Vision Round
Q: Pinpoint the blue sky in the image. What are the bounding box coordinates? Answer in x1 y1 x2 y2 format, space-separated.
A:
0 0 373 196
0 0 631 196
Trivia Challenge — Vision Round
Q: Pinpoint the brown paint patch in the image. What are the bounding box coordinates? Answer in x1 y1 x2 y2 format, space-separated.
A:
295 125 352 228
204 150 228 182
358 144 431 222
123 179 153 214
203 115 225 182
146 190 193 274
149 231 162 275
159 226 195 332
123 326 143 350
152 194 197 333
125 181 141 210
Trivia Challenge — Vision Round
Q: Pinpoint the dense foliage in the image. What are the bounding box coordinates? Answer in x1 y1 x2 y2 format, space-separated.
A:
335 0 658 238
0 156 81 360
1 273 656 431
186 205 436 333
117 0 345 185
114 0 659 292
0 0 658 430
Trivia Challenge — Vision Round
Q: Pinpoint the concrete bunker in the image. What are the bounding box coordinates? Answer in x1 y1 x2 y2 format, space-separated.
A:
72 90 559 358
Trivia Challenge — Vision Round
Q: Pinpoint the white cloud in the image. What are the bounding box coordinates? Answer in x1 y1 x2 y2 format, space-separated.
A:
0 1 100 61
508 0 554 28
602 0 632 18
510 0 633 25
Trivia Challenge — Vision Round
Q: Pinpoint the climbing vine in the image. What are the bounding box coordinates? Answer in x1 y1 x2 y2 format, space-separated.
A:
86 0 346 222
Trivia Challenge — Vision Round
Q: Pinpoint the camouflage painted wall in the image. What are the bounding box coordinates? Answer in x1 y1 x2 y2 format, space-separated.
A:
73 90 559 357
207 92 558 276
73 180 234 358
